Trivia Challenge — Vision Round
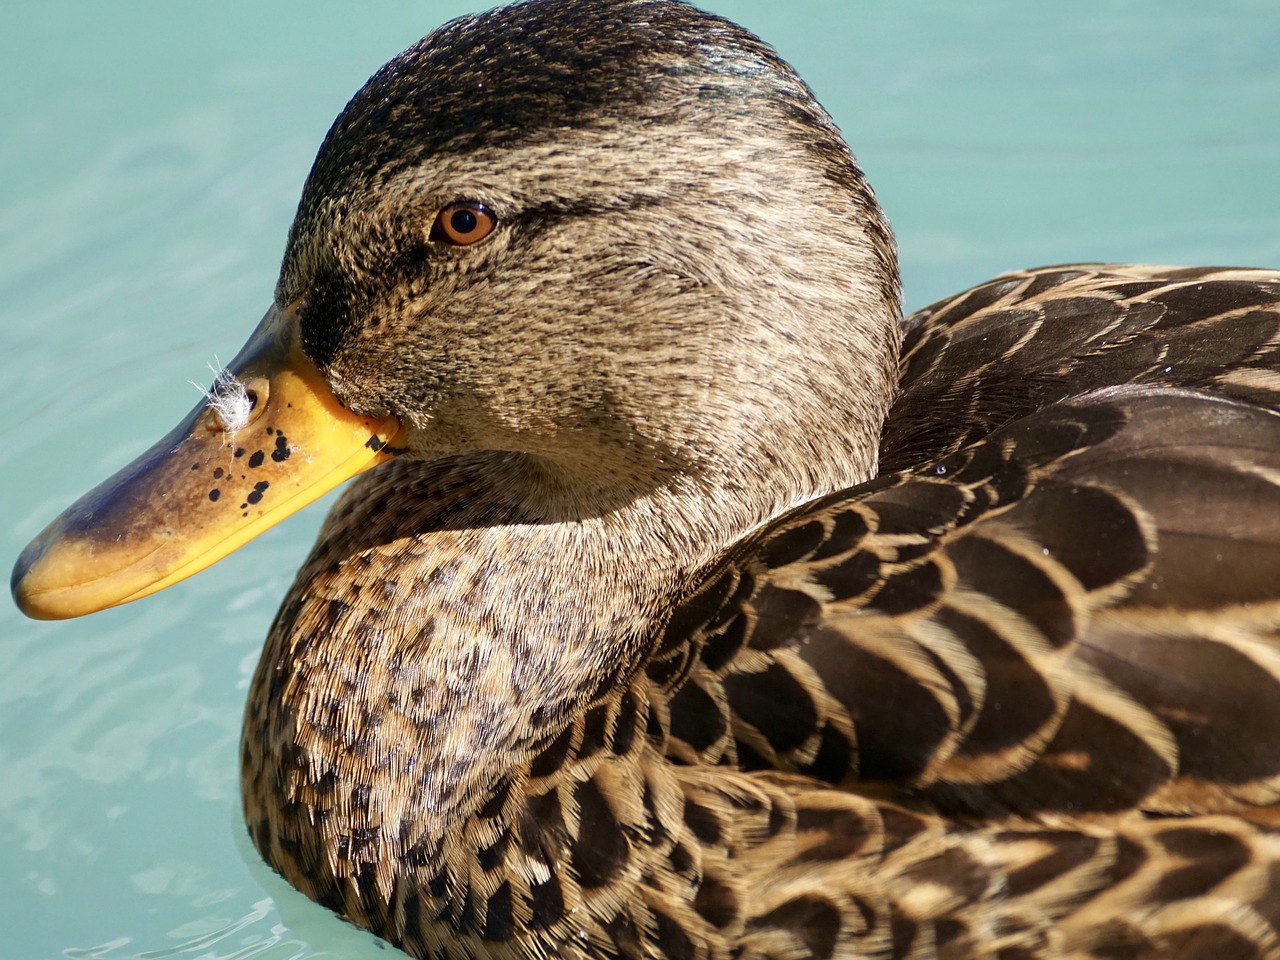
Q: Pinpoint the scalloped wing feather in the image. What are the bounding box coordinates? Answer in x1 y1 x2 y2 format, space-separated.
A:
654 267 1280 823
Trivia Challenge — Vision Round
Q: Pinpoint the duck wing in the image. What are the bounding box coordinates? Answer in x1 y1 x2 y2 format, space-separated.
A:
651 266 1280 819
882 263 1280 472
660 765 1280 960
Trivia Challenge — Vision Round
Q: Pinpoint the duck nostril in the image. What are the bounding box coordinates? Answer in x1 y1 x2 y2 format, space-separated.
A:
196 373 270 434
235 378 271 429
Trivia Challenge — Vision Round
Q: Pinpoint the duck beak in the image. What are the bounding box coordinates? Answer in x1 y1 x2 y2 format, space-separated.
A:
11 304 401 620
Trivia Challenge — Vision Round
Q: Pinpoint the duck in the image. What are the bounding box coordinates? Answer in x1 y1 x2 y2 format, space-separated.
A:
13 0 1280 957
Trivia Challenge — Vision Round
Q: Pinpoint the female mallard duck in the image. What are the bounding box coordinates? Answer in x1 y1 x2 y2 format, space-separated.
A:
13 0 1280 956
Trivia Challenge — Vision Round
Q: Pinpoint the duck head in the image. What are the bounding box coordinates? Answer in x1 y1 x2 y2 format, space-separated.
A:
13 0 900 620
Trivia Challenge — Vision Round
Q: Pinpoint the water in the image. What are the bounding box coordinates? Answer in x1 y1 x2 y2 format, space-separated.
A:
2 1 1278 956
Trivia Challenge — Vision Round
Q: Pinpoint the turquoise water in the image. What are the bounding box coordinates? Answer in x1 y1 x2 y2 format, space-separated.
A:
2 1 1278 957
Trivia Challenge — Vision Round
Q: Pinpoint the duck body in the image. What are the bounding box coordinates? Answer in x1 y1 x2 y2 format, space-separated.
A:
13 1 1280 958
245 262 1280 960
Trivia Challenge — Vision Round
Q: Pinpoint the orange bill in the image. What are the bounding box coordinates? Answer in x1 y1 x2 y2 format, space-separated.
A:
11 304 402 620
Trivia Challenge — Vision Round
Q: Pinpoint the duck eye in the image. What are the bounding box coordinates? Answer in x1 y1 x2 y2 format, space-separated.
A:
432 202 497 246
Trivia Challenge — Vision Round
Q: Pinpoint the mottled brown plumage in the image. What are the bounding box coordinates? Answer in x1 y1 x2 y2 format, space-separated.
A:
242 259 1280 959
22 0 1280 957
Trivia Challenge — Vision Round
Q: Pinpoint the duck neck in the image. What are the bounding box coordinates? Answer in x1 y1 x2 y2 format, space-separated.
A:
237 458 712 871
239 434 879 949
